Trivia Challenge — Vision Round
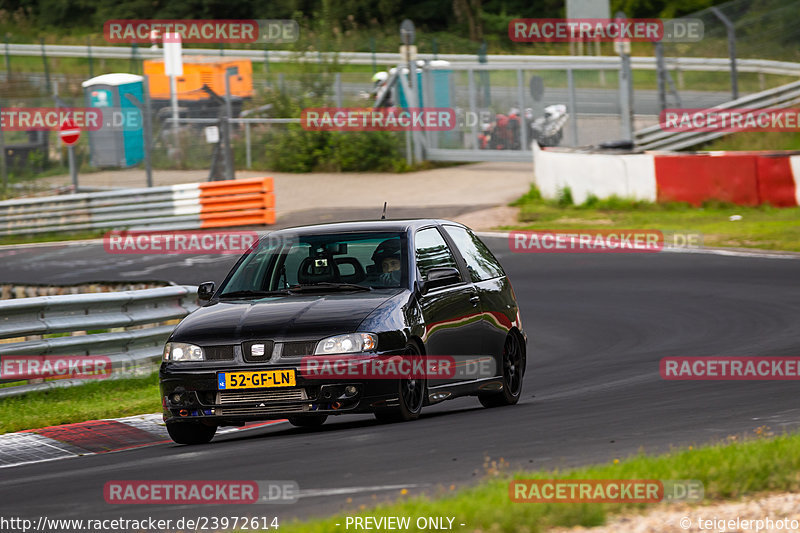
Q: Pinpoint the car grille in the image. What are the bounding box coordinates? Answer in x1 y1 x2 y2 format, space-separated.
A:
217 388 308 405
242 340 275 363
282 341 317 357
217 404 307 416
204 345 235 361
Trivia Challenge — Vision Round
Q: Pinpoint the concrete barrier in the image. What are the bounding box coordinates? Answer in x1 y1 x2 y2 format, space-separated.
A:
532 143 800 206
0 177 276 236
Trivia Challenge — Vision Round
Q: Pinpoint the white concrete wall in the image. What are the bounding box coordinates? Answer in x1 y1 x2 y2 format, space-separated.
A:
532 143 657 204
790 155 800 206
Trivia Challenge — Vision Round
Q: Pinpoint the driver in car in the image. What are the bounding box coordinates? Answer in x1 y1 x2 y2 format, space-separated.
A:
369 239 402 287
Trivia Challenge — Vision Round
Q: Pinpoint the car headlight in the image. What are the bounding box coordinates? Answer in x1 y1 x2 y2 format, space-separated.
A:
315 333 377 355
163 342 205 362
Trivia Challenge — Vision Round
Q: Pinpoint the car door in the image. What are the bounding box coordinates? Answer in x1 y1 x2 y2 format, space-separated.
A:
414 226 483 387
442 225 514 374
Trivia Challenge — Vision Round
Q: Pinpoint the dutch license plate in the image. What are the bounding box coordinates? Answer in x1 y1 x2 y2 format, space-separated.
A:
217 369 296 390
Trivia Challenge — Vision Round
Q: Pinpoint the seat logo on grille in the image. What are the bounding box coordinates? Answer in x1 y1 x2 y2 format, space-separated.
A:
251 344 266 356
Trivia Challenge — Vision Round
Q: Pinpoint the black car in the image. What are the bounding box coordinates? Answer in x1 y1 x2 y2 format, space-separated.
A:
159 219 526 444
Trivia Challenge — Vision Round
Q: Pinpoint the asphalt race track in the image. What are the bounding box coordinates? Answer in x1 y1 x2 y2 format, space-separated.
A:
2 235 800 526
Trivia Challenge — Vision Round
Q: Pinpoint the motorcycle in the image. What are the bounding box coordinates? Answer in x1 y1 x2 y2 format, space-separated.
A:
528 104 568 147
480 105 568 150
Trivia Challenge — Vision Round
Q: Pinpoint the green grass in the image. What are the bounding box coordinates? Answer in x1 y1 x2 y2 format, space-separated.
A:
0 373 161 434
701 131 800 152
509 185 800 252
275 427 796 532
0 229 106 246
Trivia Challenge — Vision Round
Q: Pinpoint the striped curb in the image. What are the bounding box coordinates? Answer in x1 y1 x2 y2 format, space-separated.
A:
0 414 285 469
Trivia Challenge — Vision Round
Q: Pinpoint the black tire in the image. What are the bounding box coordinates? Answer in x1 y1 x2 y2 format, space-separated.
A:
374 343 426 423
287 415 328 428
479 333 525 408
166 421 217 445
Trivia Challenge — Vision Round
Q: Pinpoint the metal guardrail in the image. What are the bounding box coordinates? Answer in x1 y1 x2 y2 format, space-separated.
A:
5 43 800 76
0 176 275 236
634 80 800 150
0 285 198 398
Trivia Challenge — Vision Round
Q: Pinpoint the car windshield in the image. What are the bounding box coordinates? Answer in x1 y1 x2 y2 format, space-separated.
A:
219 232 407 295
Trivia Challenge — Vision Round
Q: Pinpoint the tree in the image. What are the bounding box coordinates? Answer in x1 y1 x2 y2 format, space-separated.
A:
453 0 483 41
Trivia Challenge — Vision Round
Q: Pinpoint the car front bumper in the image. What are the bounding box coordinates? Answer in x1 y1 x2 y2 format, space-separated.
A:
159 358 405 425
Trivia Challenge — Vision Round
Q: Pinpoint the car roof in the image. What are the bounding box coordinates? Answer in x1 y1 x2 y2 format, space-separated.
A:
267 219 468 236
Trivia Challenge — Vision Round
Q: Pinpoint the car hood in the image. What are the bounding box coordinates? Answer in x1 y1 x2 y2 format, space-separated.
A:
169 290 402 345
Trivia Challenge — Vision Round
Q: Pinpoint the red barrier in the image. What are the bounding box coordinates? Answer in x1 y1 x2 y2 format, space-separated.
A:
756 155 798 207
654 154 760 206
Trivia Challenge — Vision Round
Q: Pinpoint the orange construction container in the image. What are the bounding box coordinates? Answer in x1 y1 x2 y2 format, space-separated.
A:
143 57 253 101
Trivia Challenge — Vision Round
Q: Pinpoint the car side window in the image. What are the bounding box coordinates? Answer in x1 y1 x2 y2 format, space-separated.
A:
415 227 460 280
443 225 505 282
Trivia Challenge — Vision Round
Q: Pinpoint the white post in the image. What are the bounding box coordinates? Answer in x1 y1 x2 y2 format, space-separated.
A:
163 33 183 160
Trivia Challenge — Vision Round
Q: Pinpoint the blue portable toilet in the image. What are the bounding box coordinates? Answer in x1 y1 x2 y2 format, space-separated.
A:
395 60 453 109
82 73 145 167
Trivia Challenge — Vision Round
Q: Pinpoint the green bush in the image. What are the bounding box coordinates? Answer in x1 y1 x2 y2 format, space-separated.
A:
266 127 404 173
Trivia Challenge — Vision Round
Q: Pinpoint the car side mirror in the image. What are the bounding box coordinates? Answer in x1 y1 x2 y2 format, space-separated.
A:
197 281 216 301
420 267 461 293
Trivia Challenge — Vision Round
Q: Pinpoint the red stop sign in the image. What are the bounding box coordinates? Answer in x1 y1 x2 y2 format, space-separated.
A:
59 119 81 145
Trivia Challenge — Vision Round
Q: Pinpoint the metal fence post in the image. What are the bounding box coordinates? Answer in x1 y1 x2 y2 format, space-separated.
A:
87 37 94 79
711 7 738 101
334 72 342 107
245 122 252 169
130 43 138 74
0 101 7 195
264 45 270 84
516 68 528 151
422 64 436 149
40 37 51 94
468 68 478 150
143 76 154 187
655 41 666 113
370 37 376 74
4 35 10 81
224 69 235 180
567 69 578 146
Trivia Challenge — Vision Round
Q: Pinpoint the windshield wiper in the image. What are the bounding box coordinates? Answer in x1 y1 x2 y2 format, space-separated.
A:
217 289 289 299
288 282 372 293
